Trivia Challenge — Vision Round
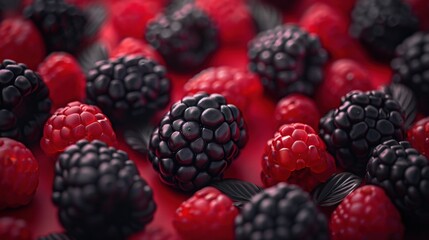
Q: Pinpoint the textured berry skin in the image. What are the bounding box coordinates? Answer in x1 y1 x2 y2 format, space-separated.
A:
24 0 87 53
110 38 163 64
86 55 171 122
0 59 52 144
184 67 261 111
53 140 156 240
366 139 429 224
40 101 117 156
330 185 404 240
0 217 32 240
235 183 329 240
173 187 238 240
38 233 73 240
408 117 429 159
38 52 86 111
248 24 327 99
315 59 372 115
0 138 38 209
0 18 45 70
350 0 419 59
148 93 248 192
274 94 320 130
261 123 336 192
391 32 429 114
319 90 405 175
145 3 219 71
195 0 254 46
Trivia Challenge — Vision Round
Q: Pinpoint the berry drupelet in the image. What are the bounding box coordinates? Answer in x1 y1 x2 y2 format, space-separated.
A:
248 24 327 99
148 93 248 192
53 140 156 239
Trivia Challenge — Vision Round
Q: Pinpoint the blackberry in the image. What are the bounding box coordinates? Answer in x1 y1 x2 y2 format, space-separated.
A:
24 0 87 53
86 55 171 123
319 90 405 175
366 139 429 224
145 2 219 71
38 233 73 240
148 93 248 192
248 24 327 99
235 183 329 240
0 59 51 144
52 140 156 240
350 0 419 59
391 32 429 114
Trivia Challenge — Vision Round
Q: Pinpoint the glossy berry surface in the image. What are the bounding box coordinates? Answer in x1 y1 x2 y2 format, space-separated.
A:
110 37 163 64
0 217 31 240
274 94 320 130
0 138 38 210
408 117 429 159
330 185 404 240
173 187 238 240
40 101 117 156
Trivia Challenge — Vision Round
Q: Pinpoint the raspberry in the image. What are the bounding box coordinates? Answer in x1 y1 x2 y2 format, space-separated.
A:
323 0 356 16
110 38 163 64
408 117 429 159
314 59 372 115
366 139 429 224
0 138 38 209
148 93 248 192
40 101 117 156
145 2 219 71
248 24 327 99
0 217 32 240
235 183 329 240
319 90 405 175
261 123 336 192
53 140 156 239
330 185 404 240
38 52 86 111
173 187 238 240
195 0 254 46
0 18 45 70
183 67 262 111
274 94 320 130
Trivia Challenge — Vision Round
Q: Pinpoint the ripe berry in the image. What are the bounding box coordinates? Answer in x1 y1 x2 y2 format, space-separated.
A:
0 18 45 70
315 59 372 114
0 217 31 240
184 67 262 111
110 38 163 64
330 185 404 240
37 233 72 240
262 123 336 192
40 101 117 156
274 94 320 130
408 117 429 159
38 52 86 111
173 187 238 240
0 138 38 209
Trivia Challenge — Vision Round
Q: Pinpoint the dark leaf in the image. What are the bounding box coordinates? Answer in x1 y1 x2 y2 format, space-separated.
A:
211 179 263 207
247 0 282 33
312 172 362 207
83 4 107 38
382 83 417 129
123 123 156 155
77 41 108 74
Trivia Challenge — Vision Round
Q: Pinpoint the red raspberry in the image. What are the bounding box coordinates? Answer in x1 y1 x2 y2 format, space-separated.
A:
184 67 262 111
274 94 320 130
38 52 86 111
0 138 38 210
315 59 372 115
261 123 336 192
323 0 357 17
173 187 238 240
0 217 31 240
195 0 255 46
330 185 404 240
40 101 117 156
0 17 45 70
300 3 363 60
408 117 429 159
110 37 163 64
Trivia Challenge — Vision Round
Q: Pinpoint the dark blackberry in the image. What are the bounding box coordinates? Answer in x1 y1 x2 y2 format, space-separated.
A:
38 233 73 240
24 0 87 53
350 0 419 59
52 140 156 240
0 59 51 144
248 24 327 99
235 183 329 240
319 90 405 175
148 93 248 192
145 2 219 71
366 139 429 224
391 32 429 114
86 55 171 123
